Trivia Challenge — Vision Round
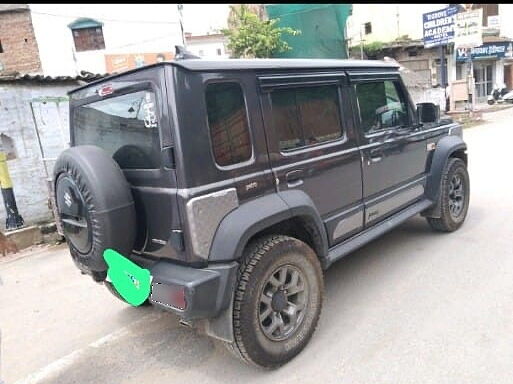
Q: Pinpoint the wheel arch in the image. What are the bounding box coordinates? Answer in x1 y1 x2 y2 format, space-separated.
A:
208 190 329 265
423 135 468 218
425 135 467 202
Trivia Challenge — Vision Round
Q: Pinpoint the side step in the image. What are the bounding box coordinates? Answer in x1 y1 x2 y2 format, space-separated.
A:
325 199 433 269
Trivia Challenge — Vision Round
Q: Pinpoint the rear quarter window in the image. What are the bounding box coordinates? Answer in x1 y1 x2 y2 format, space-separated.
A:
205 82 252 167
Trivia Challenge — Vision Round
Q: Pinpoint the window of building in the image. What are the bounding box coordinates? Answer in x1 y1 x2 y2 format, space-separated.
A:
68 18 105 52
270 85 343 151
205 82 252 166
74 90 161 169
471 4 499 26
434 58 448 86
355 80 408 134
0 40 3 53
364 22 372 35
217 48 222 56
199 49 204 56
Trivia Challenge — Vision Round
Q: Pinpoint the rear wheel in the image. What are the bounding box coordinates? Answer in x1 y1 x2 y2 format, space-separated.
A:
427 158 470 232
229 235 323 368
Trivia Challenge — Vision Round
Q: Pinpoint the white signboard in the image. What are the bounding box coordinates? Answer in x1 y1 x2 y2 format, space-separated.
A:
454 9 483 48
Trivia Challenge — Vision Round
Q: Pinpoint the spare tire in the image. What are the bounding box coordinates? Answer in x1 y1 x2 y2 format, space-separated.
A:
53 145 137 281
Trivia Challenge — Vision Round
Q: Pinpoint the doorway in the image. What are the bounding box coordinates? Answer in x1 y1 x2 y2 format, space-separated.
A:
505 65 513 90
473 61 494 103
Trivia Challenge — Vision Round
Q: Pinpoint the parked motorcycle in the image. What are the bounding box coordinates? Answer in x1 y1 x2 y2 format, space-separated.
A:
487 85 513 105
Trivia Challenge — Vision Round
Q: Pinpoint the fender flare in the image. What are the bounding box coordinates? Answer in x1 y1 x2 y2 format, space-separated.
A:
423 135 467 217
208 190 328 262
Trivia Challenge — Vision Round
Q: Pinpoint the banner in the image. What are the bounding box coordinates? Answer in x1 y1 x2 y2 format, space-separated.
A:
454 9 483 48
423 6 459 48
456 41 513 61
105 52 174 74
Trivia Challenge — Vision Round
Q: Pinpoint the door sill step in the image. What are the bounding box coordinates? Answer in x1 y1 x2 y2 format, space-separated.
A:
325 199 433 269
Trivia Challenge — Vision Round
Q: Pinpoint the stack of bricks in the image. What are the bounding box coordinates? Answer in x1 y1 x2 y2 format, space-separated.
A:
0 5 42 75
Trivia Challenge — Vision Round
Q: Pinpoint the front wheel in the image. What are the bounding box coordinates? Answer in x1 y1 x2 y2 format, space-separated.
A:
229 235 324 368
427 158 470 232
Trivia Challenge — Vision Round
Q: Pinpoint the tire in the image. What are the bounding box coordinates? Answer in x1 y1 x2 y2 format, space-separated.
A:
229 235 323 368
53 145 137 281
487 99 495 105
427 158 470 232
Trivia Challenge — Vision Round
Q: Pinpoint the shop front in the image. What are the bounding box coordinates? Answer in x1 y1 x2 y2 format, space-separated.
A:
456 41 513 103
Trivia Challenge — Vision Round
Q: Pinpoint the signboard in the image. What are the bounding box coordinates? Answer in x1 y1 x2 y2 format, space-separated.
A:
454 9 483 48
422 6 459 48
456 41 513 61
105 52 174 74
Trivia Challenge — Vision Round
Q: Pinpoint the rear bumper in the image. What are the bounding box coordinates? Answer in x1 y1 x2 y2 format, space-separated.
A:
147 259 238 321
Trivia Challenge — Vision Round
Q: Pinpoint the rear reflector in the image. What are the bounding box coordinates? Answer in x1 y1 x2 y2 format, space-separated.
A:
98 84 114 97
151 282 187 311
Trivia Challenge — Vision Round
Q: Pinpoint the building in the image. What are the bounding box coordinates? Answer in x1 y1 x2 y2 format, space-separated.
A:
185 32 229 58
347 3 513 105
265 4 352 59
0 73 102 225
25 4 185 76
0 4 41 74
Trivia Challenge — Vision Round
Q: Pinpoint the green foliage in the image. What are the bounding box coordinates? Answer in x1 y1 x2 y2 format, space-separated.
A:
222 4 301 58
350 41 386 59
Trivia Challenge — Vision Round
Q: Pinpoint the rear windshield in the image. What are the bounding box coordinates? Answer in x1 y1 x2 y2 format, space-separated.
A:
73 90 160 169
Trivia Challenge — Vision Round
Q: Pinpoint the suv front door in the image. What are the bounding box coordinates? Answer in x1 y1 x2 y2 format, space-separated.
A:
259 72 363 246
351 74 428 227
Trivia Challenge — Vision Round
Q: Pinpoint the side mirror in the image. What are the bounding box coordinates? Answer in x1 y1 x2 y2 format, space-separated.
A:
416 102 440 124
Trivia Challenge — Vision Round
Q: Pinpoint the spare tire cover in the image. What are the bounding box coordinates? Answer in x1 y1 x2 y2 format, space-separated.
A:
53 145 137 279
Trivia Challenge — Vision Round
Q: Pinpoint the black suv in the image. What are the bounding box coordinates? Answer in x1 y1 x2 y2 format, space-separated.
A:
54 58 469 368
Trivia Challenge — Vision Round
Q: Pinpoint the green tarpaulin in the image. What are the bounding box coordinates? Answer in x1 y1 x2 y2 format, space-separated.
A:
265 4 352 59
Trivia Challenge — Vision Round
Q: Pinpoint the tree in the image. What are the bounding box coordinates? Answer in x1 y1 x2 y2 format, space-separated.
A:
222 4 300 59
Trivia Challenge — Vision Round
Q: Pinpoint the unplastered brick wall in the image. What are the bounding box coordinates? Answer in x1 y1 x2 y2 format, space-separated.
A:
0 81 77 228
0 9 42 74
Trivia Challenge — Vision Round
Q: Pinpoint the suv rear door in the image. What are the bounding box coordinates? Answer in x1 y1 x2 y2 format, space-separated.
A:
69 67 181 260
349 72 428 226
259 71 363 246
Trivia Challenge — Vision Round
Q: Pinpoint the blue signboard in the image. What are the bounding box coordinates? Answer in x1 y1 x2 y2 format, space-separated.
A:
456 42 513 61
423 6 459 48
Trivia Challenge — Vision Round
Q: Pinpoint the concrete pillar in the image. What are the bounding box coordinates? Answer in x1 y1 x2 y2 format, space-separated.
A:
496 58 505 87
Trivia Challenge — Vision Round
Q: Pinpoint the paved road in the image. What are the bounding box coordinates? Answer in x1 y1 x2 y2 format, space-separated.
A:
2 108 513 384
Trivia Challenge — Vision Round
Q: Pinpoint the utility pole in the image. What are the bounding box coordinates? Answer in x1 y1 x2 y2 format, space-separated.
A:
396 6 400 39
0 150 24 230
360 24 364 59
177 4 186 49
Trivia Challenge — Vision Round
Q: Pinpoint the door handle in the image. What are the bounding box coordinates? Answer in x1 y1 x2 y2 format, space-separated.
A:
285 169 304 187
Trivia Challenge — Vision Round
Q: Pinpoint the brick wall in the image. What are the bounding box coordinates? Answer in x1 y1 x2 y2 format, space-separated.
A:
0 9 42 74
0 80 77 227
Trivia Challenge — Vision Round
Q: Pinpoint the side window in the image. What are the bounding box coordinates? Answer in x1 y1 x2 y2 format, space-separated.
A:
205 82 252 167
270 85 343 151
355 80 408 134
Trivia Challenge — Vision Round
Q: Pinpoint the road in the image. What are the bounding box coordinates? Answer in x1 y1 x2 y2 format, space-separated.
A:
2 107 513 384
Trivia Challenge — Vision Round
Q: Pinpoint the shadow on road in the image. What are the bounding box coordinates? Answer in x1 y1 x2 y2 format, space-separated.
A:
38 215 460 383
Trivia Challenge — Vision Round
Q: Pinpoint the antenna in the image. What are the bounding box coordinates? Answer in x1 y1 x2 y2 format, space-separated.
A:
175 45 201 60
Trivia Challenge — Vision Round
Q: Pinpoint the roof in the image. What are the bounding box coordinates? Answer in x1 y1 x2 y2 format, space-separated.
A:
69 59 399 94
482 35 513 43
67 17 104 30
0 4 28 12
0 72 107 83
186 33 226 41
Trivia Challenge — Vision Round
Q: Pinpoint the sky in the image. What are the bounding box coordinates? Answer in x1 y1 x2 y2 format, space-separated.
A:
182 4 231 35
